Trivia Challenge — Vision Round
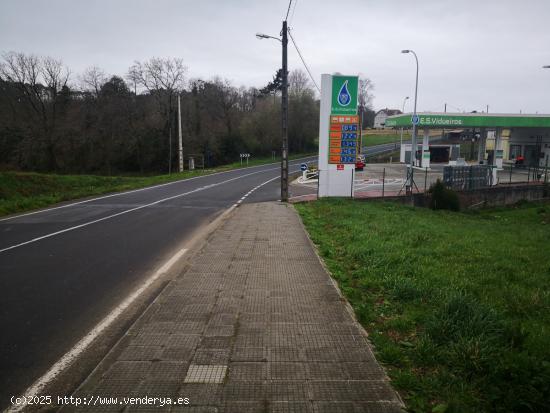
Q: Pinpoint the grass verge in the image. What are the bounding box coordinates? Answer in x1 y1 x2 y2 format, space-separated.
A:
0 153 315 217
362 133 407 146
295 199 550 413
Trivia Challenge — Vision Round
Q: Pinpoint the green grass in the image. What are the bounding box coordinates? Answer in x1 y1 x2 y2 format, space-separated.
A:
0 153 315 217
295 199 550 413
362 133 408 147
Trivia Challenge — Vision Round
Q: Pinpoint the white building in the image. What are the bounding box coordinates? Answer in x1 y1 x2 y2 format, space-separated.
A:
373 109 402 129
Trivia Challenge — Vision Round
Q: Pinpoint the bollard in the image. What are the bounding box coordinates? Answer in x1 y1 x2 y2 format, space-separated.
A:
424 167 428 193
382 168 385 197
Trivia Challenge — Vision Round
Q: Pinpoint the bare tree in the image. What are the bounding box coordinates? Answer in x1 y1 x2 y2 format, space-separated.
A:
288 69 312 97
358 76 375 111
127 57 188 172
0 52 70 169
128 58 186 94
79 66 107 97
357 76 375 128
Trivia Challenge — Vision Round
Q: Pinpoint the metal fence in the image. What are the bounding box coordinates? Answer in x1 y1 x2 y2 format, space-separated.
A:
353 164 442 198
443 165 493 191
498 163 549 185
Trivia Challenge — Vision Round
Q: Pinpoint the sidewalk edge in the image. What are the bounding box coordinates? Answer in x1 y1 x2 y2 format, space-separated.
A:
289 203 406 408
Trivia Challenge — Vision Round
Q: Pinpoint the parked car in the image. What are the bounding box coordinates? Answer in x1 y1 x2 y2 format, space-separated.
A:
355 154 366 171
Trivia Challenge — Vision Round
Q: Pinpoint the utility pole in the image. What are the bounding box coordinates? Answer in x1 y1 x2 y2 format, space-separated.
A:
177 94 184 172
281 20 289 202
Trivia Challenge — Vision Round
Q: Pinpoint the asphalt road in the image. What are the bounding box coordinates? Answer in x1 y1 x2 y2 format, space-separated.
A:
0 157 315 407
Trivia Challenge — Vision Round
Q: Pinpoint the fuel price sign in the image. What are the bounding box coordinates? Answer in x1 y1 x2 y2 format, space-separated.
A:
328 115 359 164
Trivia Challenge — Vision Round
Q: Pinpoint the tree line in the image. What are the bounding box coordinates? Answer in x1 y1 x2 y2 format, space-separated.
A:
0 52 374 175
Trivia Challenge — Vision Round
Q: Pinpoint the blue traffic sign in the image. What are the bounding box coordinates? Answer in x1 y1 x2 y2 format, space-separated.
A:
300 163 308 171
412 114 420 125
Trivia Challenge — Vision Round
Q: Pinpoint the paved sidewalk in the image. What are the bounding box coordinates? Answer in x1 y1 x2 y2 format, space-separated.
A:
70 202 403 412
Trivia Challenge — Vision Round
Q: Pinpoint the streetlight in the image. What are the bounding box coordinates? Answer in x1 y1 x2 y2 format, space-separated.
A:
256 22 289 202
400 96 409 154
543 65 550 69
401 49 419 172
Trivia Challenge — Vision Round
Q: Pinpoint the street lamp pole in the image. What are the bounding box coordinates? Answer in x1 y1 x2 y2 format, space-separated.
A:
400 96 409 155
256 22 289 202
401 49 418 191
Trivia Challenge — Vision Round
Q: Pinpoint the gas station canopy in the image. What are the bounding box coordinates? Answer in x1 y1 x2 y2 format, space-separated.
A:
385 112 550 128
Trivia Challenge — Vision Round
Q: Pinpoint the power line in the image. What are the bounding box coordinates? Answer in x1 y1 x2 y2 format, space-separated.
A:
288 28 321 93
285 0 293 21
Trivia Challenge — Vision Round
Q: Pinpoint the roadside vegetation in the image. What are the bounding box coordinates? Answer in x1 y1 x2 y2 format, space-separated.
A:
0 53 326 175
0 153 313 216
362 132 409 147
296 199 550 413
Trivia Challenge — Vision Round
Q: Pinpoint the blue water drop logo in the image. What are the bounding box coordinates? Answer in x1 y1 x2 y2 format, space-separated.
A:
337 80 351 106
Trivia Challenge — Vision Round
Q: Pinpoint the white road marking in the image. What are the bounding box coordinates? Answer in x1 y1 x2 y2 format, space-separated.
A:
236 175 280 205
0 157 316 223
7 246 189 412
0 168 278 254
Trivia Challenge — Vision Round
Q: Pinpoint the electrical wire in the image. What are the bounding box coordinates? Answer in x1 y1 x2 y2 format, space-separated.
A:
288 28 321 93
285 0 293 21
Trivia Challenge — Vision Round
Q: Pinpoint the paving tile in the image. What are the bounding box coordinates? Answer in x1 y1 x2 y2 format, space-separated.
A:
268 381 309 401
222 381 266 401
307 363 347 381
228 362 267 381
160 346 194 362
230 347 267 362
102 361 151 380
224 401 266 413
147 361 188 379
199 336 232 349
312 401 356 413
136 378 181 397
270 401 314 413
192 349 230 365
179 383 223 405
184 365 228 384
118 346 163 361
269 363 307 380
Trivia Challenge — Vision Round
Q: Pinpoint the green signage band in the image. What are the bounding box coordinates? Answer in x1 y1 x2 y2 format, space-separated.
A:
331 76 358 115
385 113 550 128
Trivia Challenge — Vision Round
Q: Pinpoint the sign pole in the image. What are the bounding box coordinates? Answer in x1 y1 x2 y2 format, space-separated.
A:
177 94 184 172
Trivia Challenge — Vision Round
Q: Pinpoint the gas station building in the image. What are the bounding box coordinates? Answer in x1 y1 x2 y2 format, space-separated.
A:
385 113 550 169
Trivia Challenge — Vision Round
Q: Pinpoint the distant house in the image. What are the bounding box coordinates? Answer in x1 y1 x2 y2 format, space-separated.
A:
374 109 402 129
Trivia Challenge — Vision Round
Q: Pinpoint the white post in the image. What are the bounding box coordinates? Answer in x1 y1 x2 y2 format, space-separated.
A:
421 127 430 168
495 127 503 170
478 127 487 164
177 94 183 172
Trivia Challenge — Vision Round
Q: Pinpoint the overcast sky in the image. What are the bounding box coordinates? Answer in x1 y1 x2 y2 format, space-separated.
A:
2 0 550 114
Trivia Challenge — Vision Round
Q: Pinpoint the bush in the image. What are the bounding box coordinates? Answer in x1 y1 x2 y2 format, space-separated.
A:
429 179 460 211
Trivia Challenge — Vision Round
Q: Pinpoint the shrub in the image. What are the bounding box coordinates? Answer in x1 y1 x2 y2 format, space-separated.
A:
429 179 460 211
